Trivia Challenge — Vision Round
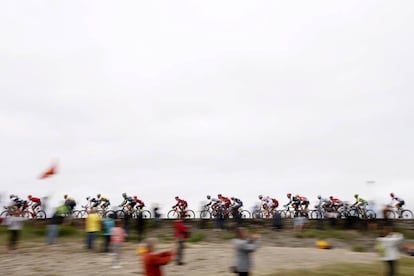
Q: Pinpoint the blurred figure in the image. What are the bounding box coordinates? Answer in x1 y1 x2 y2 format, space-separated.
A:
111 220 127 269
153 205 161 228
46 205 66 245
63 194 76 214
142 237 174 276
376 227 403 276
174 219 190 265
390 193 405 218
102 213 115 252
85 208 101 250
2 208 25 253
232 227 260 276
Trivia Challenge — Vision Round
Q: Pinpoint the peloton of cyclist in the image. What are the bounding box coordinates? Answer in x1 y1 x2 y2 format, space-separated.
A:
28 195 41 212
258 195 279 216
88 195 101 208
390 193 405 213
119 193 136 213
133 195 145 210
284 193 296 209
295 194 310 212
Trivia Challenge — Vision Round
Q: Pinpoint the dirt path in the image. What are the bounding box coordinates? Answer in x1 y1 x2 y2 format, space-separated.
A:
0 241 378 276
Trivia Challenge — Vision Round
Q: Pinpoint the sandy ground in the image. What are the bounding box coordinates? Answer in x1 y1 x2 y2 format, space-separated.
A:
0 240 379 276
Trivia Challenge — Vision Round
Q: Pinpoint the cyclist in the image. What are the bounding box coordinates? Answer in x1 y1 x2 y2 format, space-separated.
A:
28 195 42 212
329 196 344 210
118 192 136 213
218 194 231 209
204 195 219 210
390 193 405 214
89 195 101 208
351 194 368 213
172 196 188 216
230 197 243 216
315 195 330 210
284 193 297 209
9 194 28 212
64 194 76 213
97 194 111 210
259 195 279 216
133 195 145 210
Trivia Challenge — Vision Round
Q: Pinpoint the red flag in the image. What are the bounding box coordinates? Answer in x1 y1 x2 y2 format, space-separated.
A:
39 163 57 179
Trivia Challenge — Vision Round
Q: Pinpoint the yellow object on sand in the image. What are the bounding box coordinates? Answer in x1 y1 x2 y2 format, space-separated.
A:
136 245 148 255
315 240 331 249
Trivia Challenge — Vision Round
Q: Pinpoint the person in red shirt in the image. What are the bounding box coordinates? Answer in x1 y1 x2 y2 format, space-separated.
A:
133 196 145 210
142 237 174 276
174 219 190 265
218 194 231 209
172 196 188 217
28 195 41 212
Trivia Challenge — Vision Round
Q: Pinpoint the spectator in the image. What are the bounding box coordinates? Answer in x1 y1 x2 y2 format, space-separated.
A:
85 208 101 250
142 237 174 276
46 205 66 245
232 227 260 276
111 220 127 268
136 211 145 242
376 227 404 276
102 214 115 253
173 219 190 265
2 209 25 253
153 206 161 228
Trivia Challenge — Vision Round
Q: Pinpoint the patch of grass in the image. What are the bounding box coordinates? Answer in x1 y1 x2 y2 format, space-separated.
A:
266 257 414 275
220 231 236 240
188 231 205 243
351 245 367 252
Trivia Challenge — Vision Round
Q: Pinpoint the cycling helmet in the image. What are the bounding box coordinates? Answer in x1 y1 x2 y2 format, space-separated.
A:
231 197 235 200
175 196 179 200
354 194 359 198
97 193 101 198
287 193 291 198
317 195 321 199
206 195 211 200
218 194 222 198
86 196 90 200
258 195 263 200
329 196 333 199
28 195 32 199
122 193 127 198
390 193 394 197
133 195 138 199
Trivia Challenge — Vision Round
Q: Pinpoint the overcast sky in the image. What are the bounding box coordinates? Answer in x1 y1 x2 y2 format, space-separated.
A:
1 1 413 213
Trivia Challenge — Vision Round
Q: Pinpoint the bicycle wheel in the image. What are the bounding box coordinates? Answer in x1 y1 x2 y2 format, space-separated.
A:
184 210 195 219
22 211 32 219
200 209 211 219
366 209 376 219
35 210 47 219
141 210 152 219
239 210 251 219
401 209 413 219
115 210 126 219
310 210 323 220
0 210 9 217
167 209 179 219
104 210 116 219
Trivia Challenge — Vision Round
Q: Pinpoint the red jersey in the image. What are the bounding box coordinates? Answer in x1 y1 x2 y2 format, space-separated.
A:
299 196 308 202
331 198 342 204
30 197 41 204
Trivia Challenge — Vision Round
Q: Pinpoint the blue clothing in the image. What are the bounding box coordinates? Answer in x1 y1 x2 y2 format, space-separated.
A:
103 217 115 236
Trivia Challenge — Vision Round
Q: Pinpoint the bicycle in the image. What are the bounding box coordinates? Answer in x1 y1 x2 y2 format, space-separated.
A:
251 204 275 219
347 205 376 220
167 206 195 219
20 202 46 220
384 205 413 219
132 207 152 219
280 205 308 218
